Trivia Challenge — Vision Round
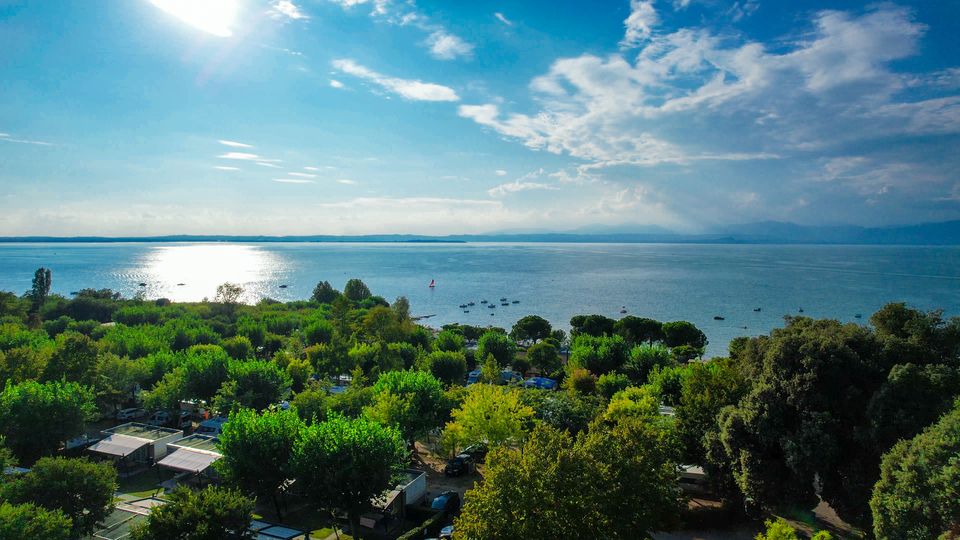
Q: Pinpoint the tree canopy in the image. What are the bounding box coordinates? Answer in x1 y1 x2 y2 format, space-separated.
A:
131 486 255 540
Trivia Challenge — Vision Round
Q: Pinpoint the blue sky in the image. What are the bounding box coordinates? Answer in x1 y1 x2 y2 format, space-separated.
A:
1 0 958 235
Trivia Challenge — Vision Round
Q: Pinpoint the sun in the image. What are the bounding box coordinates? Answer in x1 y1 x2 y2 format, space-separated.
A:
149 0 239 38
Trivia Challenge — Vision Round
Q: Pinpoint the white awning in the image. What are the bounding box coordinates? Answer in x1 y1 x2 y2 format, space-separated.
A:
156 449 219 473
88 434 149 457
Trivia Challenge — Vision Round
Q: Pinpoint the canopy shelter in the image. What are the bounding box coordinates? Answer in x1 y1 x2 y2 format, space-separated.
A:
156 449 219 474
88 434 149 458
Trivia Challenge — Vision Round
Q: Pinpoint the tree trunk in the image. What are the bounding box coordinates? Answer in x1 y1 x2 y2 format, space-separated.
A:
272 492 283 522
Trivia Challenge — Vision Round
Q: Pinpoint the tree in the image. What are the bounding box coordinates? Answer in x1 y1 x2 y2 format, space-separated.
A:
343 278 372 302
755 518 833 540
362 306 404 343
29 267 52 312
569 314 616 337
2 457 117 537
366 369 444 445
623 342 675 384
215 282 244 305
614 316 664 345
526 341 561 375
442 384 534 450
520 390 603 436
867 363 960 450
311 280 340 303
662 321 707 349
214 360 291 412
510 315 552 342
596 372 631 400
43 331 98 384
181 346 232 402
131 486 255 540
870 402 960 540
476 331 516 367
433 329 465 353
0 502 71 540
216 409 305 520
94 353 149 414
564 367 597 395
0 380 95 461
304 319 334 346
222 336 254 360
291 381 330 423
568 334 630 375
419 350 467 386
291 414 406 537
392 296 410 321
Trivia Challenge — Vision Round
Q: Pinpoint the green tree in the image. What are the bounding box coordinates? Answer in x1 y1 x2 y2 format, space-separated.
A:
419 350 467 386
93 353 149 415
311 280 340 303
623 342 675 384
476 331 516 367
290 381 330 423
568 334 630 375
564 367 597 395
29 267 52 312
870 402 960 540
304 319 334 346
433 329 466 353
366 369 444 445
2 457 117 537
131 486 255 540
596 372 631 400
214 360 291 412
361 306 404 343
216 408 305 520
214 282 244 305
285 356 312 393
0 380 95 461
291 414 406 537
661 321 707 349
442 384 534 450
43 331 98 384
510 315 552 342
755 518 833 540
221 336 254 360
614 316 664 345
343 278 372 302
526 341 561 376
0 502 71 540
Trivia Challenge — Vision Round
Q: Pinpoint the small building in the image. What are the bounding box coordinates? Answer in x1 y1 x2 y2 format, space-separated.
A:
360 469 427 531
88 423 184 466
156 434 222 479
679 464 710 494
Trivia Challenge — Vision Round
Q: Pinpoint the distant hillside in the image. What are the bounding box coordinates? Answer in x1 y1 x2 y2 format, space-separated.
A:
1 220 958 245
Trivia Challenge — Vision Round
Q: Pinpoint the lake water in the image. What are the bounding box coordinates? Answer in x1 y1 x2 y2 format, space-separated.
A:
1 242 958 357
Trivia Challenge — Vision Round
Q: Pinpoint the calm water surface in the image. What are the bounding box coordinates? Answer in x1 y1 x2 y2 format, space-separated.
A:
1 242 958 357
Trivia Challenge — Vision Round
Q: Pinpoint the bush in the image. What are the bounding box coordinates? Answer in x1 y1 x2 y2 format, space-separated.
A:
596 373 631 400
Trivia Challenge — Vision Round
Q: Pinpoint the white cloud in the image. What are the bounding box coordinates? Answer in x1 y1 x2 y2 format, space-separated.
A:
287 172 316 178
621 0 658 48
426 31 474 60
218 152 260 160
213 166 241 171
495 169 508 176
0 132 53 146
329 79 345 89
332 59 459 101
304 166 320 171
273 178 314 184
218 139 253 148
336 178 357 185
270 0 308 20
494 12 512 26
256 162 283 168
487 168 560 197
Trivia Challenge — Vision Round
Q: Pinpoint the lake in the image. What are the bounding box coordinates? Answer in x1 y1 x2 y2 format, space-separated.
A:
1 242 958 357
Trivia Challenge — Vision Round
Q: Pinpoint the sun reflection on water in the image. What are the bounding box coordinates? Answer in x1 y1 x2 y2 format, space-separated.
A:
136 244 286 303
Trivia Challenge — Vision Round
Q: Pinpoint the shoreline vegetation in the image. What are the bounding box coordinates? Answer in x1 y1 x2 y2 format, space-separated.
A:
2 218 960 245
0 270 957 539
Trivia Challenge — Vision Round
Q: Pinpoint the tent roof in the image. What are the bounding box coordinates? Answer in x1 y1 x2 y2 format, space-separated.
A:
88 434 149 457
156 449 219 474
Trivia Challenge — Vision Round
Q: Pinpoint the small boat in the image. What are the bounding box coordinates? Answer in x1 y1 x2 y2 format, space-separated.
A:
753 307 761 312
468 302 475 306
512 300 519 304
854 314 862 319
429 279 436 288
138 282 147 287
500 297 507 302
459 304 467 308
501 303 509 307
489 304 496 309
481 299 488 304
279 284 288 289
464 310 470 313
798 307 804 313
177 283 185 286
714 316 725 320
619 309 627 314
490 313 495 316
69 291 78 295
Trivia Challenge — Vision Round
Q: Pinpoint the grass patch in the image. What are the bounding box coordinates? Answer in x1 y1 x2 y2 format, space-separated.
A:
117 469 174 499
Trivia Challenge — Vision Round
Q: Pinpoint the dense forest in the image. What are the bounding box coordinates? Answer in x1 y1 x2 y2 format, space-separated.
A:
0 268 957 539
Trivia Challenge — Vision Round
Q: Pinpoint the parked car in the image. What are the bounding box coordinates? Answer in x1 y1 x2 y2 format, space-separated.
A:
195 416 228 437
466 370 481 385
523 376 558 390
444 454 475 477
499 370 523 385
431 491 461 514
461 443 488 463
147 410 191 428
116 408 147 421
439 525 454 539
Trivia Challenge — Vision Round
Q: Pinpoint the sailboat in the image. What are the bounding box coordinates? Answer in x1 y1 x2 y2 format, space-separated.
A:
428 279 436 288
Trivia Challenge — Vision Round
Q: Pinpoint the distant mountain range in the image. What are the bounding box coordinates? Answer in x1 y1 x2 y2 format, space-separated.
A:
2 220 959 245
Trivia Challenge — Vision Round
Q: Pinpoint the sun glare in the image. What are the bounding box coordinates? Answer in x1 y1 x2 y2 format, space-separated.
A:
149 0 239 37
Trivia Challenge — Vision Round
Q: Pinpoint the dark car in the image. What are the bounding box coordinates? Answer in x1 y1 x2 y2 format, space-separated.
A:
444 454 475 477
461 443 488 463
431 491 461 514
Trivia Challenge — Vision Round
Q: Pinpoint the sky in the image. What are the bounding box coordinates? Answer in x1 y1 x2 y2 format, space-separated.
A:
0 0 958 236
